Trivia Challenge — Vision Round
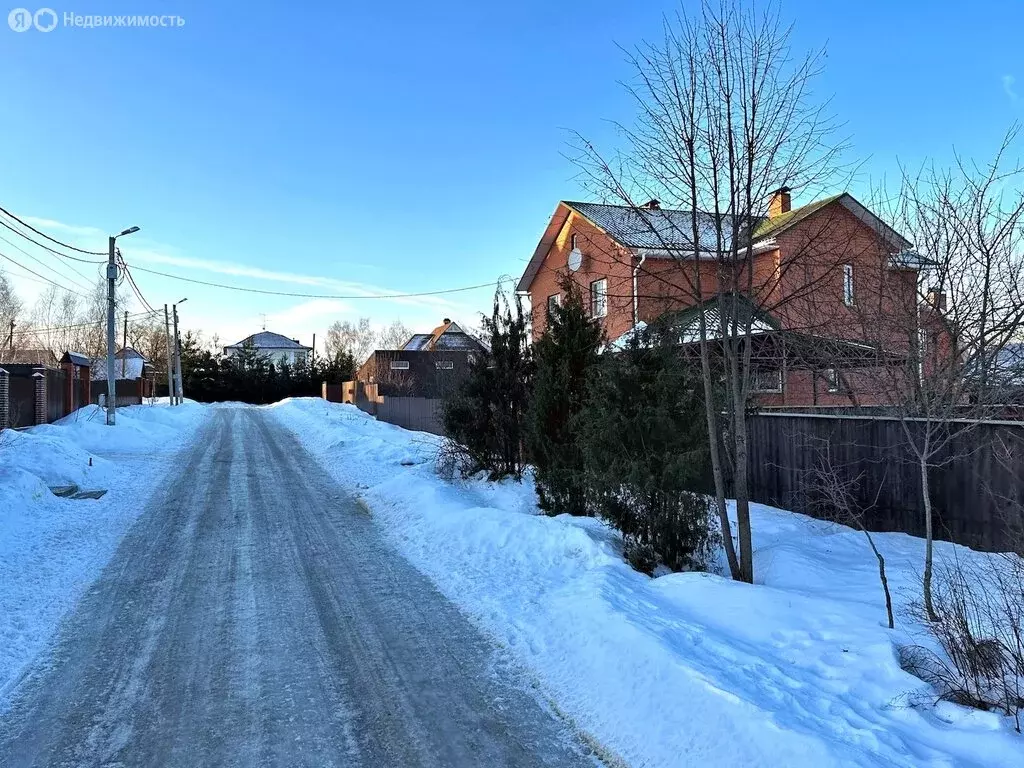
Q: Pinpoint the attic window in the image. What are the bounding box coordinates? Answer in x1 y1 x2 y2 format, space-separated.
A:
389 360 410 370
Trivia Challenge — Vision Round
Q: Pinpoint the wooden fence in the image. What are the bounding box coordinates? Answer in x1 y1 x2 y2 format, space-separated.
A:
375 397 444 435
746 412 1024 552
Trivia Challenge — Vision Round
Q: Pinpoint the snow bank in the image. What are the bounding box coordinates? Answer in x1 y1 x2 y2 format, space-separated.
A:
0 401 208 708
271 397 1024 768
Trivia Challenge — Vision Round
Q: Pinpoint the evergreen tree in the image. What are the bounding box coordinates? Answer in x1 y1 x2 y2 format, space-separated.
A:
576 321 717 573
443 290 533 480
526 277 603 516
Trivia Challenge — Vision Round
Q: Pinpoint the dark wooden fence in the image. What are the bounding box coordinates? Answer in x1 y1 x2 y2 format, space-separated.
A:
746 412 1024 552
376 397 444 435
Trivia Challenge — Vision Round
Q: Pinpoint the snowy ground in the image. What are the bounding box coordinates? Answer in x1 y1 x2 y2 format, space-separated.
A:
0 400 207 709
271 398 1024 768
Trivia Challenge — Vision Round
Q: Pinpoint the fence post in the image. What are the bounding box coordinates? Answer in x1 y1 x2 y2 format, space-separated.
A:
33 369 46 426
0 368 8 430
62 360 74 416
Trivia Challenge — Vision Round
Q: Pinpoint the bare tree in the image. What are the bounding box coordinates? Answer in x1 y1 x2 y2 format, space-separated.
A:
573 0 849 582
802 436 894 628
0 269 22 360
856 130 1024 619
325 317 376 363
378 319 412 350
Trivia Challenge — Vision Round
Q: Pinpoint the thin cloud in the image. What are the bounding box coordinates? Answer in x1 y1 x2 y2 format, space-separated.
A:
1004 74 1019 102
15 214 469 312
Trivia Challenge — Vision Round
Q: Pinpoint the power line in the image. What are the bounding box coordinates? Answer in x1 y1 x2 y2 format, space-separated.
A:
0 205 107 257
0 230 96 293
0 248 91 297
125 263 509 299
118 253 158 314
14 309 159 336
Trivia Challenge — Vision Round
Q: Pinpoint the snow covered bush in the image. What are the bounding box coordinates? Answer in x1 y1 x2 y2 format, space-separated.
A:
525 276 603 517
576 322 718 572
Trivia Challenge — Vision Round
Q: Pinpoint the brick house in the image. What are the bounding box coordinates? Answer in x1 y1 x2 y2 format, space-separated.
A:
517 191 939 406
355 319 487 398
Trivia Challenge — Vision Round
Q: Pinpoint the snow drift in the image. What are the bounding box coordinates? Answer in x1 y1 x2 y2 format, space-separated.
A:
271 397 1024 768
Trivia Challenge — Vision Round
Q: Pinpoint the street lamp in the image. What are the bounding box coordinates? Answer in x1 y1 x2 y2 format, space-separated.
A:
106 225 140 426
171 298 188 405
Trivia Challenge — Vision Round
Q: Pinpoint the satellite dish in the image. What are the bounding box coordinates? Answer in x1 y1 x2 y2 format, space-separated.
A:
567 246 583 272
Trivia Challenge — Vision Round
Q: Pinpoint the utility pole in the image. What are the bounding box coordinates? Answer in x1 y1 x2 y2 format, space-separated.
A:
105 226 140 425
121 310 128 378
164 305 174 405
105 235 117 425
172 301 185 405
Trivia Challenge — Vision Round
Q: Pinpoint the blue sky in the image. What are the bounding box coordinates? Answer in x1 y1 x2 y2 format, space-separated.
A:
2 0 1020 349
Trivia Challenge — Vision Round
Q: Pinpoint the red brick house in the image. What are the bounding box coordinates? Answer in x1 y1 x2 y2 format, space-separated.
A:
517 190 939 406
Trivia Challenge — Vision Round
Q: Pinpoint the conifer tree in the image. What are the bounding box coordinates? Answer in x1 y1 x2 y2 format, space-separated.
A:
526 276 603 516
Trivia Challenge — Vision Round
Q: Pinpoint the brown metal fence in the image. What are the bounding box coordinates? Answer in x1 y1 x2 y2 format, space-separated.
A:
746 412 1024 552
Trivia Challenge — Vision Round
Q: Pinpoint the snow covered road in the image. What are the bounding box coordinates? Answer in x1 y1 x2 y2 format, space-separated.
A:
0 407 598 767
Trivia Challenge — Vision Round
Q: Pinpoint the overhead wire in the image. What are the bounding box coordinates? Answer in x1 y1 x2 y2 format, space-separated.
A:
0 247 92 297
0 205 107 257
124 262 510 299
0 230 96 293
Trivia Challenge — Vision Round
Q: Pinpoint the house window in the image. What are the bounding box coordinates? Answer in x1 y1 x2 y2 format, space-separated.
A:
843 264 854 306
390 360 410 370
750 369 782 394
435 360 454 370
590 278 608 318
547 294 561 317
825 367 840 393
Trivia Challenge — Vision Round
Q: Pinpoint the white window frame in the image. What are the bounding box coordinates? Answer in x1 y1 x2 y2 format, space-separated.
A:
590 278 608 318
750 369 783 394
547 293 561 317
825 367 840 393
389 360 410 370
435 360 454 370
843 264 854 306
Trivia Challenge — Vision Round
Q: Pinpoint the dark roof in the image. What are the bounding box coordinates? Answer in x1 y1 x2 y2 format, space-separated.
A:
565 201 752 251
60 351 91 367
660 294 782 342
2 349 58 366
402 321 486 352
224 331 311 351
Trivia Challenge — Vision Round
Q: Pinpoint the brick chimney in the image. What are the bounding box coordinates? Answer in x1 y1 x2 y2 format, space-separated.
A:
643 199 661 210
768 186 792 217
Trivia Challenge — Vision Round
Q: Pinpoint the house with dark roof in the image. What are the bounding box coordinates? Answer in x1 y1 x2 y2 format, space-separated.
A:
518 190 939 407
224 331 312 367
355 319 487 398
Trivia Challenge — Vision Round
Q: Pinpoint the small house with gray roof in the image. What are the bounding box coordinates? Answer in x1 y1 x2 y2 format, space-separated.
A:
224 331 312 367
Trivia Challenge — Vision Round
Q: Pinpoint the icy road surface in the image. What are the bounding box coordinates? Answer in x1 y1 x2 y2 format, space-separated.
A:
0 408 598 767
